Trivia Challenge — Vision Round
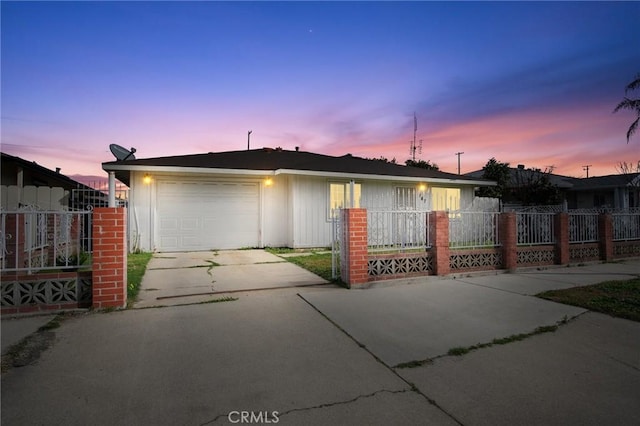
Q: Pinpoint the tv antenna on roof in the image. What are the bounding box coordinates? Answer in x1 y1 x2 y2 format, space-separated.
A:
409 112 422 161
109 144 136 161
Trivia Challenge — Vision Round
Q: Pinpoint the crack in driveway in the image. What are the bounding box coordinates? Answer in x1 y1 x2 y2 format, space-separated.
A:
199 388 413 425
296 293 465 425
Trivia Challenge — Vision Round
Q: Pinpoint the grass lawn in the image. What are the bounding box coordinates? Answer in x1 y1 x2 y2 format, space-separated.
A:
266 248 341 284
537 277 640 322
127 252 153 307
284 253 336 282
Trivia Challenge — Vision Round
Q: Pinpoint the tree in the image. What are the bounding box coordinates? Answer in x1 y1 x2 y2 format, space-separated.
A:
405 159 439 170
613 73 640 143
512 166 562 206
477 158 562 205
476 157 510 199
367 156 397 164
616 160 640 176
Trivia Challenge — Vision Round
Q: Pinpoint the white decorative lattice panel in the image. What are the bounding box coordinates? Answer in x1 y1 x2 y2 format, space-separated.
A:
450 251 502 270
517 249 555 265
368 255 433 277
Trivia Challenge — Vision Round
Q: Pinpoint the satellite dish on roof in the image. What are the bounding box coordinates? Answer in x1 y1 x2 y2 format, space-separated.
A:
109 144 136 161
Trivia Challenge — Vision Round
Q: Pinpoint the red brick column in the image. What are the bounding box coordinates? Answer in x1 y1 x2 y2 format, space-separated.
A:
430 211 450 276
598 213 613 261
92 208 127 309
341 208 369 288
554 212 569 265
500 212 517 272
4 213 22 270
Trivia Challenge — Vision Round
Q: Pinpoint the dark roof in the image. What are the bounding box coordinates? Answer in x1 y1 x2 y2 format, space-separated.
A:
570 173 640 190
1 152 92 190
466 167 575 189
466 166 640 191
104 148 493 186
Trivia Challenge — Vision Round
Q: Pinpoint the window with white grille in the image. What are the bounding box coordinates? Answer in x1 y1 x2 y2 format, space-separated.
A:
395 187 417 210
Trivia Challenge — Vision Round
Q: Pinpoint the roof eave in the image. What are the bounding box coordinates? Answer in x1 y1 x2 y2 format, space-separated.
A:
102 164 274 177
274 168 495 186
102 163 495 186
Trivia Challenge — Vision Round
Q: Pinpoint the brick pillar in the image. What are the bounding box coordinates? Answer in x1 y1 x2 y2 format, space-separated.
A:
5 213 21 270
92 207 127 309
598 213 613 261
340 208 369 288
554 212 569 265
500 212 517 272
430 211 450 276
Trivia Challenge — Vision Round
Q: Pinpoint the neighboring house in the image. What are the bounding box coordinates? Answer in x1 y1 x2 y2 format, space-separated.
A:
103 148 494 251
568 173 640 209
1 152 106 273
467 163 640 210
1 152 107 210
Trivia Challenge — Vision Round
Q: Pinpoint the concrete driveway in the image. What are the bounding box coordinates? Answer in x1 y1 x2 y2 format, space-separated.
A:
135 249 330 308
1 291 455 426
2 259 638 425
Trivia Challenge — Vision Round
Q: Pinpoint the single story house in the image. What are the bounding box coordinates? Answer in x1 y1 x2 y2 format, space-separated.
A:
1 152 106 210
102 148 494 252
567 173 640 210
467 163 640 210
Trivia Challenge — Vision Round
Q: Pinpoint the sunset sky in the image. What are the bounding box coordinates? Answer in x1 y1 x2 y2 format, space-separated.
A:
2 1 639 184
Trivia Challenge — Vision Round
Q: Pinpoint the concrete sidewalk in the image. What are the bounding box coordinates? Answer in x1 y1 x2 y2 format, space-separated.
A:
300 259 639 366
400 312 640 426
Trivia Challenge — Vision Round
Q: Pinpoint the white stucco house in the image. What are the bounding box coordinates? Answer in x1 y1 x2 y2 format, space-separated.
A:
102 148 494 252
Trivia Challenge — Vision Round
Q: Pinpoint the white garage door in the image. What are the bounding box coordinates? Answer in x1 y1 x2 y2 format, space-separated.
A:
157 180 260 251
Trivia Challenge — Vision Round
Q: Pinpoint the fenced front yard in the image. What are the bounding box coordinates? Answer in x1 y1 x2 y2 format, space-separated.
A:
337 208 640 287
1 210 93 273
1 208 128 314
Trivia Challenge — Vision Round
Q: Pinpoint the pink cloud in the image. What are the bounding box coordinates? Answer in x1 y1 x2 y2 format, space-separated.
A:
376 103 638 177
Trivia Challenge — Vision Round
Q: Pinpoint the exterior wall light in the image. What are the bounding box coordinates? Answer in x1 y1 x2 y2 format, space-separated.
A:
418 183 427 192
264 177 273 187
143 173 152 185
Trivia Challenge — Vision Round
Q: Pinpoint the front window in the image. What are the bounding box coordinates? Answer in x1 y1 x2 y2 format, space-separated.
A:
24 211 47 251
395 187 416 210
431 187 461 212
329 182 361 217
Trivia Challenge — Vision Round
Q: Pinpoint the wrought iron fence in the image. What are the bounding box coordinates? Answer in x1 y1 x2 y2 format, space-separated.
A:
517 212 555 245
1 210 92 273
612 212 640 241
367 210 430 252
449 211 500 249
71 186 128 210
569 212 599 243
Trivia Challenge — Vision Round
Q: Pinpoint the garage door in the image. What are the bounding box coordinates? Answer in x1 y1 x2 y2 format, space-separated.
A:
157 180 260 251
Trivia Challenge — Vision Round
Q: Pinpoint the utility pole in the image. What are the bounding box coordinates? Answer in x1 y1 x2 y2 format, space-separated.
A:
455 152 464 175
583 164 592 178
247 130 252 150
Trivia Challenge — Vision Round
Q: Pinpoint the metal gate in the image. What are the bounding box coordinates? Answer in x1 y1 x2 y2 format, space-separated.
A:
331 209 343 279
